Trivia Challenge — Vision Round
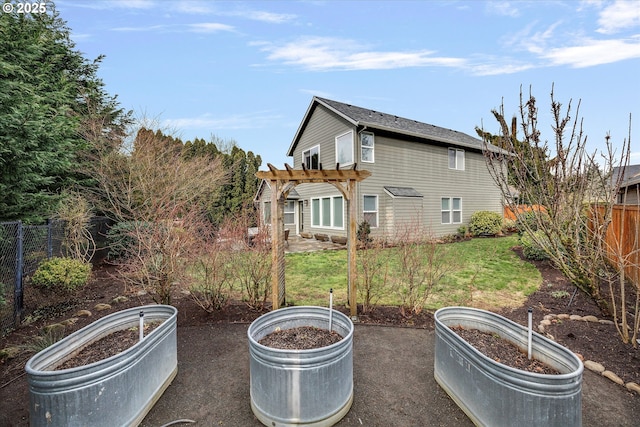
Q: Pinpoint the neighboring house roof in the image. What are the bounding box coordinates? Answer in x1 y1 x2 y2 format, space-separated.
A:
287 96 503 157
253 179 301 203
612 165 640 189
383 186 423 198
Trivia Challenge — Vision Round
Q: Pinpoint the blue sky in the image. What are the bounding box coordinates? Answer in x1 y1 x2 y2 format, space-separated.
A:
56 0 640 168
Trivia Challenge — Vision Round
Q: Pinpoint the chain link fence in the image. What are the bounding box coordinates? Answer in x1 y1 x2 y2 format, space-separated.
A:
0 220 64 335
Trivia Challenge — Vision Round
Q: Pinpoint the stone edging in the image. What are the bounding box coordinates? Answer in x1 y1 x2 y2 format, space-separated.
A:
538 313 640 395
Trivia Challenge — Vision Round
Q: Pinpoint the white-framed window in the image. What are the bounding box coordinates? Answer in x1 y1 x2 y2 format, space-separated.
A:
336 131 354 166
312 199 320 226
448 148 465 170
333 196 344 228
361 132 374 163
284 200 295 225
441 197 462 224
311 196 344 229
363 195 378 228
303 145 320 170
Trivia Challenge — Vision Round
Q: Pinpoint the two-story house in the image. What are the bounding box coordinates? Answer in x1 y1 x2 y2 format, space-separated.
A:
256 96 504 239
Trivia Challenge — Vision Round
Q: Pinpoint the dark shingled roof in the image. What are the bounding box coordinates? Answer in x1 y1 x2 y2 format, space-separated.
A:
287 96 504 157
317 97 495 151
384 186 423 198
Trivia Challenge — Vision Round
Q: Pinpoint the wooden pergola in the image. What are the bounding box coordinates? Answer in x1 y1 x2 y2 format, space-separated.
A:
256 163 371 318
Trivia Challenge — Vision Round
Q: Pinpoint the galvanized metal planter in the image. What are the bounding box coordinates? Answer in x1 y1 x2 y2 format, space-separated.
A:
248 306 354 427
25 304 177 427
434 306 583 427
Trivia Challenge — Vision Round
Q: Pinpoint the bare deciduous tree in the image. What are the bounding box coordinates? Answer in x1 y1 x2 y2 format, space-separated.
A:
482 85 631 318
56 191 96 262
391 220 456 317
356 237 390 314
86 124 228 304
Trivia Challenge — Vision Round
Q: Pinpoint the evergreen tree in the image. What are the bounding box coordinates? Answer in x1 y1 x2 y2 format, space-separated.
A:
0 5 129 222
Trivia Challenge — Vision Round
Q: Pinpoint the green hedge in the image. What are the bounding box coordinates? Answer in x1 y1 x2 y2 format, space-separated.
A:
520 230 550 261
469 211 503 236
31 257 92 293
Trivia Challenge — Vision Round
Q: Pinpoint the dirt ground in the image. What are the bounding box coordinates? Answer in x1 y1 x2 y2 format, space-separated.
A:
0 246 639 426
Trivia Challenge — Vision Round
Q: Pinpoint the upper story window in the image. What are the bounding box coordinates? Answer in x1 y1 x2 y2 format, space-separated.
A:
361 132 374 163
448 148 465 171
303 145 319 169
336 131 354 166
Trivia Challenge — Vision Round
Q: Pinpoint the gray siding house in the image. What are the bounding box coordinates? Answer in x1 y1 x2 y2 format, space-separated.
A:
612 165 640 204
256 96 504 238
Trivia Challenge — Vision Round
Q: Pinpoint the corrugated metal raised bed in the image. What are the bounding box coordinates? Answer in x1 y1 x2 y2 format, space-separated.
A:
25 304 177 427
248 306 354 427
434 306 583 427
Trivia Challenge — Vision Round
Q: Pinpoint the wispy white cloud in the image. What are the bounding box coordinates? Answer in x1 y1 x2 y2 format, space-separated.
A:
234 10 296 24
299 89 335 99
111 24 169 32
253 36 466 71
485 1 520 17
188 23 235 33
172 1 216 14
172 1 296 23
469 60 535 76
597 0 640 34
61 0 156 10
540 36 640 67
503 14 640 69
164 111 283 131
111 22 234 33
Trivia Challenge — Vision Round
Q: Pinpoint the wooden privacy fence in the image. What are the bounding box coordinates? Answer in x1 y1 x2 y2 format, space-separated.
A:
595 204 640 286
504 204 547 220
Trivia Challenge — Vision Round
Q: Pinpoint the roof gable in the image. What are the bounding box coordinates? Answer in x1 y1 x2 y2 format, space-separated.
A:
288 96 500 157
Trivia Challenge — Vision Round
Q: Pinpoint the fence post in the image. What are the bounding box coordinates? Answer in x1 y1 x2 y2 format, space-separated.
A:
46 218 53 258
14 221 24 324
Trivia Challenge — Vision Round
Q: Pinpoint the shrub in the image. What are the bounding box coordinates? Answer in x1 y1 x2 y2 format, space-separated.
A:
356 238 390 314
190 245 234 312
515 210 550 235
357 220 371 246
520 230 550 261
502 218 517 233
31 257 92 292
468 211 503 236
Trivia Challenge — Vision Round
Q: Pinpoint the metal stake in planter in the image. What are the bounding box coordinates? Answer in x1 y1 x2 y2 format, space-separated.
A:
329 288 334 332
527 307 533 360
139 310 144 341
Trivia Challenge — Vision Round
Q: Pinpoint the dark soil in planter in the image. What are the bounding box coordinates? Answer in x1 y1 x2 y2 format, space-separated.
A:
258 325 343 350
450 326 560 375
55 321 162 370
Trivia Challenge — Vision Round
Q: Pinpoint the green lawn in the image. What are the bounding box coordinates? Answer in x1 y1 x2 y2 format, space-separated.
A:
284 234 541 311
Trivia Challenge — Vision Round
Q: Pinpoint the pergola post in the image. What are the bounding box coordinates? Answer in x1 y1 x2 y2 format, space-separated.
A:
347 179 357 318
269 181 286 310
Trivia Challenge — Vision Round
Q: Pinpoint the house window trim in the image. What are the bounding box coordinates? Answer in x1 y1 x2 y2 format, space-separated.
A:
441 197 462 224
363 194 379 229
335 130 354 167
360 132 375 163
448 147 465 171
310 195 345 230
302 145 320 170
